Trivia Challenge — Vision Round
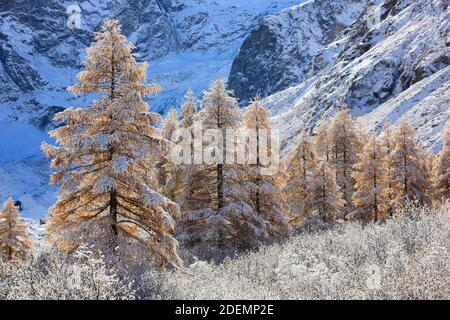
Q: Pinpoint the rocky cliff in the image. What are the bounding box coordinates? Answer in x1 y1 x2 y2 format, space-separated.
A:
251 0 449 152
228 0 367 105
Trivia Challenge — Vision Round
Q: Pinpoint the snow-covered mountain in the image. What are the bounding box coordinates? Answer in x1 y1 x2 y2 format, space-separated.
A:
0 0 448 221
251 0 449 152
0 0 302 219
228 0 367 105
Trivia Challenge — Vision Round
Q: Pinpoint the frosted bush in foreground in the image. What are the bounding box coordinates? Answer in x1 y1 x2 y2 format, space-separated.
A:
160 205 449 300
0 247 135 300
0 205 448 299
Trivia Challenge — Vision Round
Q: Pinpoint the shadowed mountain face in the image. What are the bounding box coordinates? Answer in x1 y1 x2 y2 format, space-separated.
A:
228 0 367 105
228 0 449 152
0 0 179 104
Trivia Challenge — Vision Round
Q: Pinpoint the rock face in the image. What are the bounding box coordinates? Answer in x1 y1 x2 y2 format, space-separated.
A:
0 0 302 218
258 0 449 152
228 0 367 105
0 0 301 112
0 0 179 103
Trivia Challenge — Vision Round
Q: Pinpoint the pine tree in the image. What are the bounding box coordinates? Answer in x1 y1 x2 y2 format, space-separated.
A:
283 132 317 225
328 108 362 210
42 19 182 269
388 120 431 208
351 135 387 222
433 120 450 201
310 162 345 222
178 79 272 257
0 198 33 261
243 96 291 235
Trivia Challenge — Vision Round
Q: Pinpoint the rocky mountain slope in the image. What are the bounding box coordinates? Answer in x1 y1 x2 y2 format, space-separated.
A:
0 0 301 218
0 0 448 221
249 0 449 152
228 0 367 105
0 0 301 115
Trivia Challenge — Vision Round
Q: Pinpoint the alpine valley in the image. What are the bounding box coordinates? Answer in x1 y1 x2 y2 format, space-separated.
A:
0 0 448 224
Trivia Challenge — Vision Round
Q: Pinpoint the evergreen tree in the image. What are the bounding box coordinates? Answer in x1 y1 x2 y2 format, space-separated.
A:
310 162 345 222
388 120 431 208
433 120 450 201
351 135 387 221
243 96 291 236
0 198 33 261
42 19 182 269
283 133 317 225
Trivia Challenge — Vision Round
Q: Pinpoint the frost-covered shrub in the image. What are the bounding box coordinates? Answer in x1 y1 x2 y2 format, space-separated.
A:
158 205 449 300
0 205 448 300
0 246 135 300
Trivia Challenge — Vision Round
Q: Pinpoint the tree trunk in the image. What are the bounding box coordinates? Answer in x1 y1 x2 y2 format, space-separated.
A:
255 123 261 216
7 243 12 261
217 163 224 211
216 104 224 251
373 168 378 222
109 44 118 239
110 189 118 236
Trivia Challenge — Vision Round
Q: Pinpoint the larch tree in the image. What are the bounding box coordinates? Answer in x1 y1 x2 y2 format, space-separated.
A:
351 135 387 222
328 108 362 210
355 117 370 148
379 122 396 217
161 108 180 141
180 89 198 129
177 78 272 258
41 19 183 269
309 161 345 222
387 120 431 208
158 108 180 193
163 91 199 202
243 96 291 236
0 198 33 262
283 132 317 225
165 89 198 202
315 119 331 162
433 120 450 201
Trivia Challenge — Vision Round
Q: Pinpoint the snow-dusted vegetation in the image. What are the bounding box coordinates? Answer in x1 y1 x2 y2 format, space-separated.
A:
0 204 448 300
0 247 135 300
160 204 449 300
0 0 449 301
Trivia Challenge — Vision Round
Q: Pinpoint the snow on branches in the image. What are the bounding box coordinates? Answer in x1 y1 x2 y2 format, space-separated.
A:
42 18 182 269
0 198 33 261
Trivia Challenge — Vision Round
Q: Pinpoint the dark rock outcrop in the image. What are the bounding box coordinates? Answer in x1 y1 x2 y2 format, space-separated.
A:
228 0 367 105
